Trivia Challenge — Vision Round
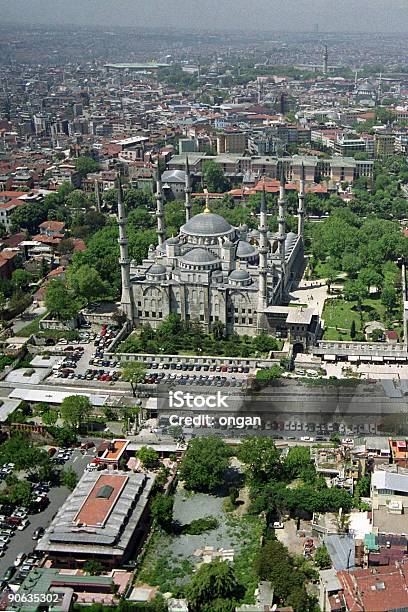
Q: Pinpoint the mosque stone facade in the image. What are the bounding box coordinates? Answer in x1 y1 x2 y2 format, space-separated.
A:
118 164 307 338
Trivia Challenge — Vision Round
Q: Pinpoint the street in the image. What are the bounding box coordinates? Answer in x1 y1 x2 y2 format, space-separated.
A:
0 448 93 575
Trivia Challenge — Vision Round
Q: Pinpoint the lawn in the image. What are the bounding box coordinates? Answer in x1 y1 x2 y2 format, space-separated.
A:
322 297 394 341
18 314 44 337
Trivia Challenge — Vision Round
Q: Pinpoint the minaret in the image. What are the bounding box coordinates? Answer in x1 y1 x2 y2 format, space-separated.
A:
94 179 101 213
297 163 306 238
117 176 134 322
278 164 287 297
185 156 192 222
155 164 165 246
323 44 328 76
258 183 268 310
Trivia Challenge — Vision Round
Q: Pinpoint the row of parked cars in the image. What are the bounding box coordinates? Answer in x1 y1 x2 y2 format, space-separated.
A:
83 368 121 382
0 508 30 557
149 362 250 373
144 371 244 387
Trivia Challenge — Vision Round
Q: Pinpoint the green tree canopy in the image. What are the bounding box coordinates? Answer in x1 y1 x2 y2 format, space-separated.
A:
121 361 147 397
74 156 100 178
137 446 159 469
151 493 174 531
45 279 82 320
238 436 280 484
60 395 92 430
11 269 32 291
186 559 243 612
179 437 229 493
61 467 78 491
315 544 332 569
202 160 228 192
67 264 107 305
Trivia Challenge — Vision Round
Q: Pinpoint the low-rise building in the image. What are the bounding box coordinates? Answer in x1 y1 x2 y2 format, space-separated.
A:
36 469 155 567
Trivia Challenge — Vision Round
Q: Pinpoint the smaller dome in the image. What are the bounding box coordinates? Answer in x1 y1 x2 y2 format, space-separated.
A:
223 239 234 248
148 243 155 250
148 263 166 275
180 248 218 265
229 269 250 281
167 236 179 245
236 240 256 257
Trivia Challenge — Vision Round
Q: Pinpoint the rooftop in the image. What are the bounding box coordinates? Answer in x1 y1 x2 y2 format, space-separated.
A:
75 474 128 527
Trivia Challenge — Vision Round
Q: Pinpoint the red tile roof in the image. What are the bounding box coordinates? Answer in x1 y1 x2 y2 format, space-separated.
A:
75 474 128 527
338 562 408 612
39 220 65 231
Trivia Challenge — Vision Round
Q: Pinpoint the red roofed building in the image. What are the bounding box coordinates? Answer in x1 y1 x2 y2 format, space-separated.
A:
36 469 156 567
337 562 408 612
39 220 66 237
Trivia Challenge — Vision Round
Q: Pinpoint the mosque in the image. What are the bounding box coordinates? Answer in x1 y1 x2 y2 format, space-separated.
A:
117 163 318 344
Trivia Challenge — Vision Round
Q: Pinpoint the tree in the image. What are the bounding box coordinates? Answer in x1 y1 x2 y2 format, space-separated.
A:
252 331 279 353
10 202 47 234
315 544 331 569
67 264 107 304
255 365 283 382
66 189 90 210
42 410 57 426
202 160 228 192
151 493 174 531
60 395 92 431
74 156 100 178
238 437 280 484
9 480 32 506
61 467 78 491
186 559 243 612
254 539 307 604
284 446 315 481
11 269 31 291
83 560 104 575
58 238 75 256
358 267 382 292
381 284 397 311
179 437 229 493
343 279 367 306
45 279 81 320
137 446 159 469
121 362 146 397
350 320 356 339
211 320 225 341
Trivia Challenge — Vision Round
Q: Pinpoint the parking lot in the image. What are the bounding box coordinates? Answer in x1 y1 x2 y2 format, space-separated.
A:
48 324 122 384
0 448 93 579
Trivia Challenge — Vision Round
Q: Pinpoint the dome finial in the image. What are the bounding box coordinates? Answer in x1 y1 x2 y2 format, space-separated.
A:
203 187 211 214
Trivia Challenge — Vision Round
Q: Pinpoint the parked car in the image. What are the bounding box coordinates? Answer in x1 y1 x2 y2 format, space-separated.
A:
32 526 44 540
14 552 26 567
3 566 15 581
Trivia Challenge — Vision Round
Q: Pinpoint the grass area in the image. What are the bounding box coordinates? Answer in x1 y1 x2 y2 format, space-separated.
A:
137 533 194 592
322 297 395 341
18 314 44 337
224 513 265 603
19 315 80 340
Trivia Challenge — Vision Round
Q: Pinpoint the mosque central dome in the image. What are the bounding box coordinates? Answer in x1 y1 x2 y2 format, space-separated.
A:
181 212 233 237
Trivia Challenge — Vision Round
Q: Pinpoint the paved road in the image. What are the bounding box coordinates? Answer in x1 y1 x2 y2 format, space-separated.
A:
12 306 46 335
0 449 93 576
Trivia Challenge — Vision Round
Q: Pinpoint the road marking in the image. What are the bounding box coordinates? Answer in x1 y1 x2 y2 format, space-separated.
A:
73 456 78 464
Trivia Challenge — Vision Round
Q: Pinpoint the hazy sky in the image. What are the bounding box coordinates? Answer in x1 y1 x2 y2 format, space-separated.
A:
0 0 407 32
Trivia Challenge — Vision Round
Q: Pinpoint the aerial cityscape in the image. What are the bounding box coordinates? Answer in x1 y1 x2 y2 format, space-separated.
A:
1 1 408 610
